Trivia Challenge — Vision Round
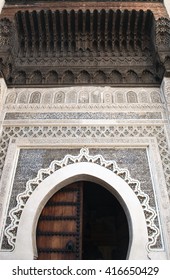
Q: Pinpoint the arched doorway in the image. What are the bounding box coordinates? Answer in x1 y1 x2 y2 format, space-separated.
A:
36 181 129 260
13 160 149 259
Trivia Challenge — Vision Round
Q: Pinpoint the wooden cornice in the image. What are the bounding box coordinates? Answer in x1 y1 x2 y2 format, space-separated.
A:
0 7 169 86
14 9 154 56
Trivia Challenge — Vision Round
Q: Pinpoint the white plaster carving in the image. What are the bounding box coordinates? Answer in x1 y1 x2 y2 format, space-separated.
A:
17 90 29 104
150 91 161 103
0 124 170 194
0 78 7 137
4 103 164 112
0 0 4 13
4 87 162 107
0 82 170 259
5 90 17 104
164 0 170 17
5 148 159 253
0 78 7 107
127 91 138 103
7 161 148 259
161 77 170 104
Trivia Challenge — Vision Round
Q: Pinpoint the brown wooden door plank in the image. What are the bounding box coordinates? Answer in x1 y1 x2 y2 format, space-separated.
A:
36 182 83 260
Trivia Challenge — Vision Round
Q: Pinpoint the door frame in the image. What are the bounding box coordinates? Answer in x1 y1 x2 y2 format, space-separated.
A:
13 162 148 259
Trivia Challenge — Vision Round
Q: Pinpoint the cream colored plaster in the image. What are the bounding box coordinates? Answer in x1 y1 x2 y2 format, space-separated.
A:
0 139 19 239
164 0 170 17
0 78 7 135
0 0 4 13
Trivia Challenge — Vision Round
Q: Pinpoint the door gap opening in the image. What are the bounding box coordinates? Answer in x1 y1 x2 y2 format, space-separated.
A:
82 181 129 260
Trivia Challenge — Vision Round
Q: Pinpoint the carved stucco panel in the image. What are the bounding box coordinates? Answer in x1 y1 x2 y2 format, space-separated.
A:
4 148 159 252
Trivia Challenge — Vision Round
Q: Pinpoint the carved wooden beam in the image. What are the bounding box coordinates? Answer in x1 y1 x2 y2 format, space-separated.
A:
1 2 168 20
0 8 168 86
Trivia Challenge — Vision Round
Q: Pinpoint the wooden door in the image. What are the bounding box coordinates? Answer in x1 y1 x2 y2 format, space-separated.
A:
36 182 83 260
36 181 129 260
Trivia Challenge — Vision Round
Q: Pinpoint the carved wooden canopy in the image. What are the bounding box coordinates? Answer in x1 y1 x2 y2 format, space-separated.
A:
0 4 170 86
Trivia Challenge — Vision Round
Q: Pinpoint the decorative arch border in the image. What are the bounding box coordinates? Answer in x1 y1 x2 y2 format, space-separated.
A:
5 148 159 256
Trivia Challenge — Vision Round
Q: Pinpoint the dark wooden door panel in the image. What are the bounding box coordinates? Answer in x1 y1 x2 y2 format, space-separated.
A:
37 220 77 232
36 182 82 260
36 251 77 260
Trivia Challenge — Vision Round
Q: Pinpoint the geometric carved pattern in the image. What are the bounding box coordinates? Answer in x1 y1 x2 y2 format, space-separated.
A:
0 124 169 252
0 18 11 48
5 148 159 252
0 125 170 196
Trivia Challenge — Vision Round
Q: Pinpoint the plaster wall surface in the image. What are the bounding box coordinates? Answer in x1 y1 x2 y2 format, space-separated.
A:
0 78 170 259
0 0 4 13
164 0 170 17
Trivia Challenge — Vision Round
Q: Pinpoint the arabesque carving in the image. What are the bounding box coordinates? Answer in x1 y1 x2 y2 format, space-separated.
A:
0 18 11 48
